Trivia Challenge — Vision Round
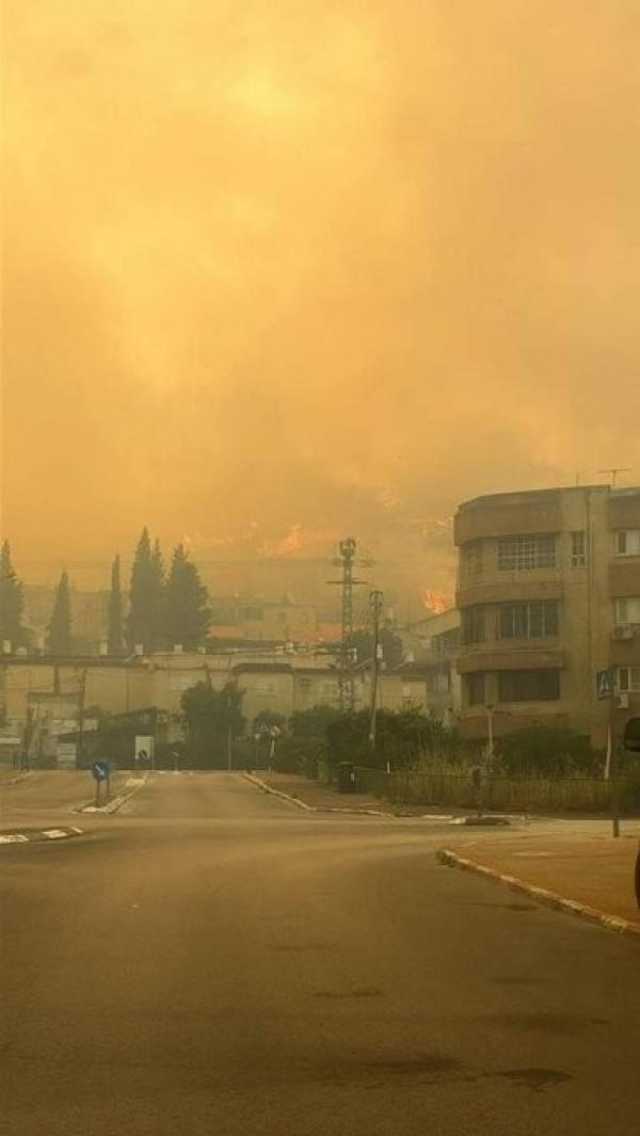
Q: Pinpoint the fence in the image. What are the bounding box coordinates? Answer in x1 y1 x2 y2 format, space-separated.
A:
354 766 640 815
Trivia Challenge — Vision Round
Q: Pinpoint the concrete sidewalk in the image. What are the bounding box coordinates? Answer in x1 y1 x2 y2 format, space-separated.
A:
447 823 640 930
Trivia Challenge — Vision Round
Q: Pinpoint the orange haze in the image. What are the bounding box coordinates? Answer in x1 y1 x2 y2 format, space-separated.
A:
2 2 639 592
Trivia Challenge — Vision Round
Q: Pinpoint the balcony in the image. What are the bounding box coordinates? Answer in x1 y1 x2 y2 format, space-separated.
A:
610 625 640 666
457 576 564 608
609 559 640 598
456 643 565 674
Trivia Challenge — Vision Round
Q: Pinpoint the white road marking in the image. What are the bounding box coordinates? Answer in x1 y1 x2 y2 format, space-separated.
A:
0 834 29 844
42 829 69 839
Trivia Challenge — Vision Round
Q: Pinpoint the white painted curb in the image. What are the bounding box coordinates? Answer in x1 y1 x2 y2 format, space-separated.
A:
437 847 640 940
243 773 314 811
242 773 391 817
0 825 83 846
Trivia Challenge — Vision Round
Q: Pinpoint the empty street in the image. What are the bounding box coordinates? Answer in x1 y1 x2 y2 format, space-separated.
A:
1 770 639 1136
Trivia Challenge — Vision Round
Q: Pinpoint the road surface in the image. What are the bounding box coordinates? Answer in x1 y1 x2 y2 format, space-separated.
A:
2 771 639 1135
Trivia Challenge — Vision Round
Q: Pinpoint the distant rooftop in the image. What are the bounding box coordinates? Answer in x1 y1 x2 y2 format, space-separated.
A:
459 484 639 511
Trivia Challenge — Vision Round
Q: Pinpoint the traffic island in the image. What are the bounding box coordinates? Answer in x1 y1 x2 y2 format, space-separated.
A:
77 773 148 815
438 828 640 938
451 815 511 827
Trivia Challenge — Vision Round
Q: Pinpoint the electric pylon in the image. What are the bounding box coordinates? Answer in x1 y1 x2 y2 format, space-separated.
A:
327 537 368 711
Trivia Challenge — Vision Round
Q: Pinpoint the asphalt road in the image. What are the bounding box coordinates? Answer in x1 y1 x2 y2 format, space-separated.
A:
2 771 639 1135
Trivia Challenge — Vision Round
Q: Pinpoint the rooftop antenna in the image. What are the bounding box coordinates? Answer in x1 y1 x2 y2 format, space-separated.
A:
598 468 631 488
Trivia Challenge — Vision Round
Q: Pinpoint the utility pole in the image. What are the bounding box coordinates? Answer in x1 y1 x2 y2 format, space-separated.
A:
598 468 631 488
609 671 620 838
368 590 384 754
76 668 87 770
327 538 367 712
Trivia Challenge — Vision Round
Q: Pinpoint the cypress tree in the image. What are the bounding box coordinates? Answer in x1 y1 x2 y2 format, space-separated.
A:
150 539 167 650
166 544 210 650
0 541 26 650
47 571 72 655
127 528 154 652
107 555 124 655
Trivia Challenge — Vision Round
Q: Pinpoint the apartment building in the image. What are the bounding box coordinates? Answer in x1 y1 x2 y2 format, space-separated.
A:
454 485 640 747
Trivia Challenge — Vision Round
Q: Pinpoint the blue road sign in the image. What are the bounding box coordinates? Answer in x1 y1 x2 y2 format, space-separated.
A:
91 761 110 782
596 669 614 700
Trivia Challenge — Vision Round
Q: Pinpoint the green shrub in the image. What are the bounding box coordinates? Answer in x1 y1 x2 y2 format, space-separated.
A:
495 726 599 778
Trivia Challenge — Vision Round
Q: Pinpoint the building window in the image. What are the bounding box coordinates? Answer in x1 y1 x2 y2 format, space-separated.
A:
461 541 483 578
497 534 556 571
462 606 486 644
466 673 486 705
498 600 559 640
571 531 587 567
498 670 560 702
614 597 640 625
616 530 640 557
618 667 640 692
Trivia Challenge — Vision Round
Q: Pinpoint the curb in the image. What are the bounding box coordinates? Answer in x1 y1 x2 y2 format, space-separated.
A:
0 826 84 846
1 772 32 787
77 774 149 816
243 773 392 817
243 773 314 811
436 848 640 940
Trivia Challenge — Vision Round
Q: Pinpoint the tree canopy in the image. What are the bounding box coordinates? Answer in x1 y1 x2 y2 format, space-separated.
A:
0 541 27 649
47 571 72 655
127 528 166 652
107 554 124 655
181 680 245 767
166 544 210 649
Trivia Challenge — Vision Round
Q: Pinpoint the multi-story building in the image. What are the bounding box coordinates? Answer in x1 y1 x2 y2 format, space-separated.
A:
454 485 640 747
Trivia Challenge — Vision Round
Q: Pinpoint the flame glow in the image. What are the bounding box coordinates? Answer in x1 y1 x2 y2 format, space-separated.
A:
422 590 450 615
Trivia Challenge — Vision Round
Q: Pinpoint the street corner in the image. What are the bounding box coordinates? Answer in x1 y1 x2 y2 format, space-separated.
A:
435 846 640 940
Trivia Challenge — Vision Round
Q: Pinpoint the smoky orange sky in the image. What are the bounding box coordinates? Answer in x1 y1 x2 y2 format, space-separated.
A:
2 2 639 592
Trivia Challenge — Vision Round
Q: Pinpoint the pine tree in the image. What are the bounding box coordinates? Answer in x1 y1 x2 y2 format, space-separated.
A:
166 544 210 650
127 528 154 652
107 555 124 655
47 571 72 655
0 541 26 650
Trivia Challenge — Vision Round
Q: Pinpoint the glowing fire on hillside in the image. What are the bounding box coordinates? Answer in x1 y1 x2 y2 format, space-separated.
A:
421 589 450 615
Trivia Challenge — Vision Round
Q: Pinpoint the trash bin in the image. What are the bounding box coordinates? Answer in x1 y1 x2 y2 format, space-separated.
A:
337 761 357 794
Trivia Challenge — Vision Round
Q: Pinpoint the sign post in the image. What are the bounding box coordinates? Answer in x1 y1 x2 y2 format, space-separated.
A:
135 736 154 773
597 668 619 837
91 760 111 806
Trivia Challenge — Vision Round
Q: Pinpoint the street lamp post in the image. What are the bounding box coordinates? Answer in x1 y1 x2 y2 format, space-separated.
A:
485 704 495 766
368 590 384 756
